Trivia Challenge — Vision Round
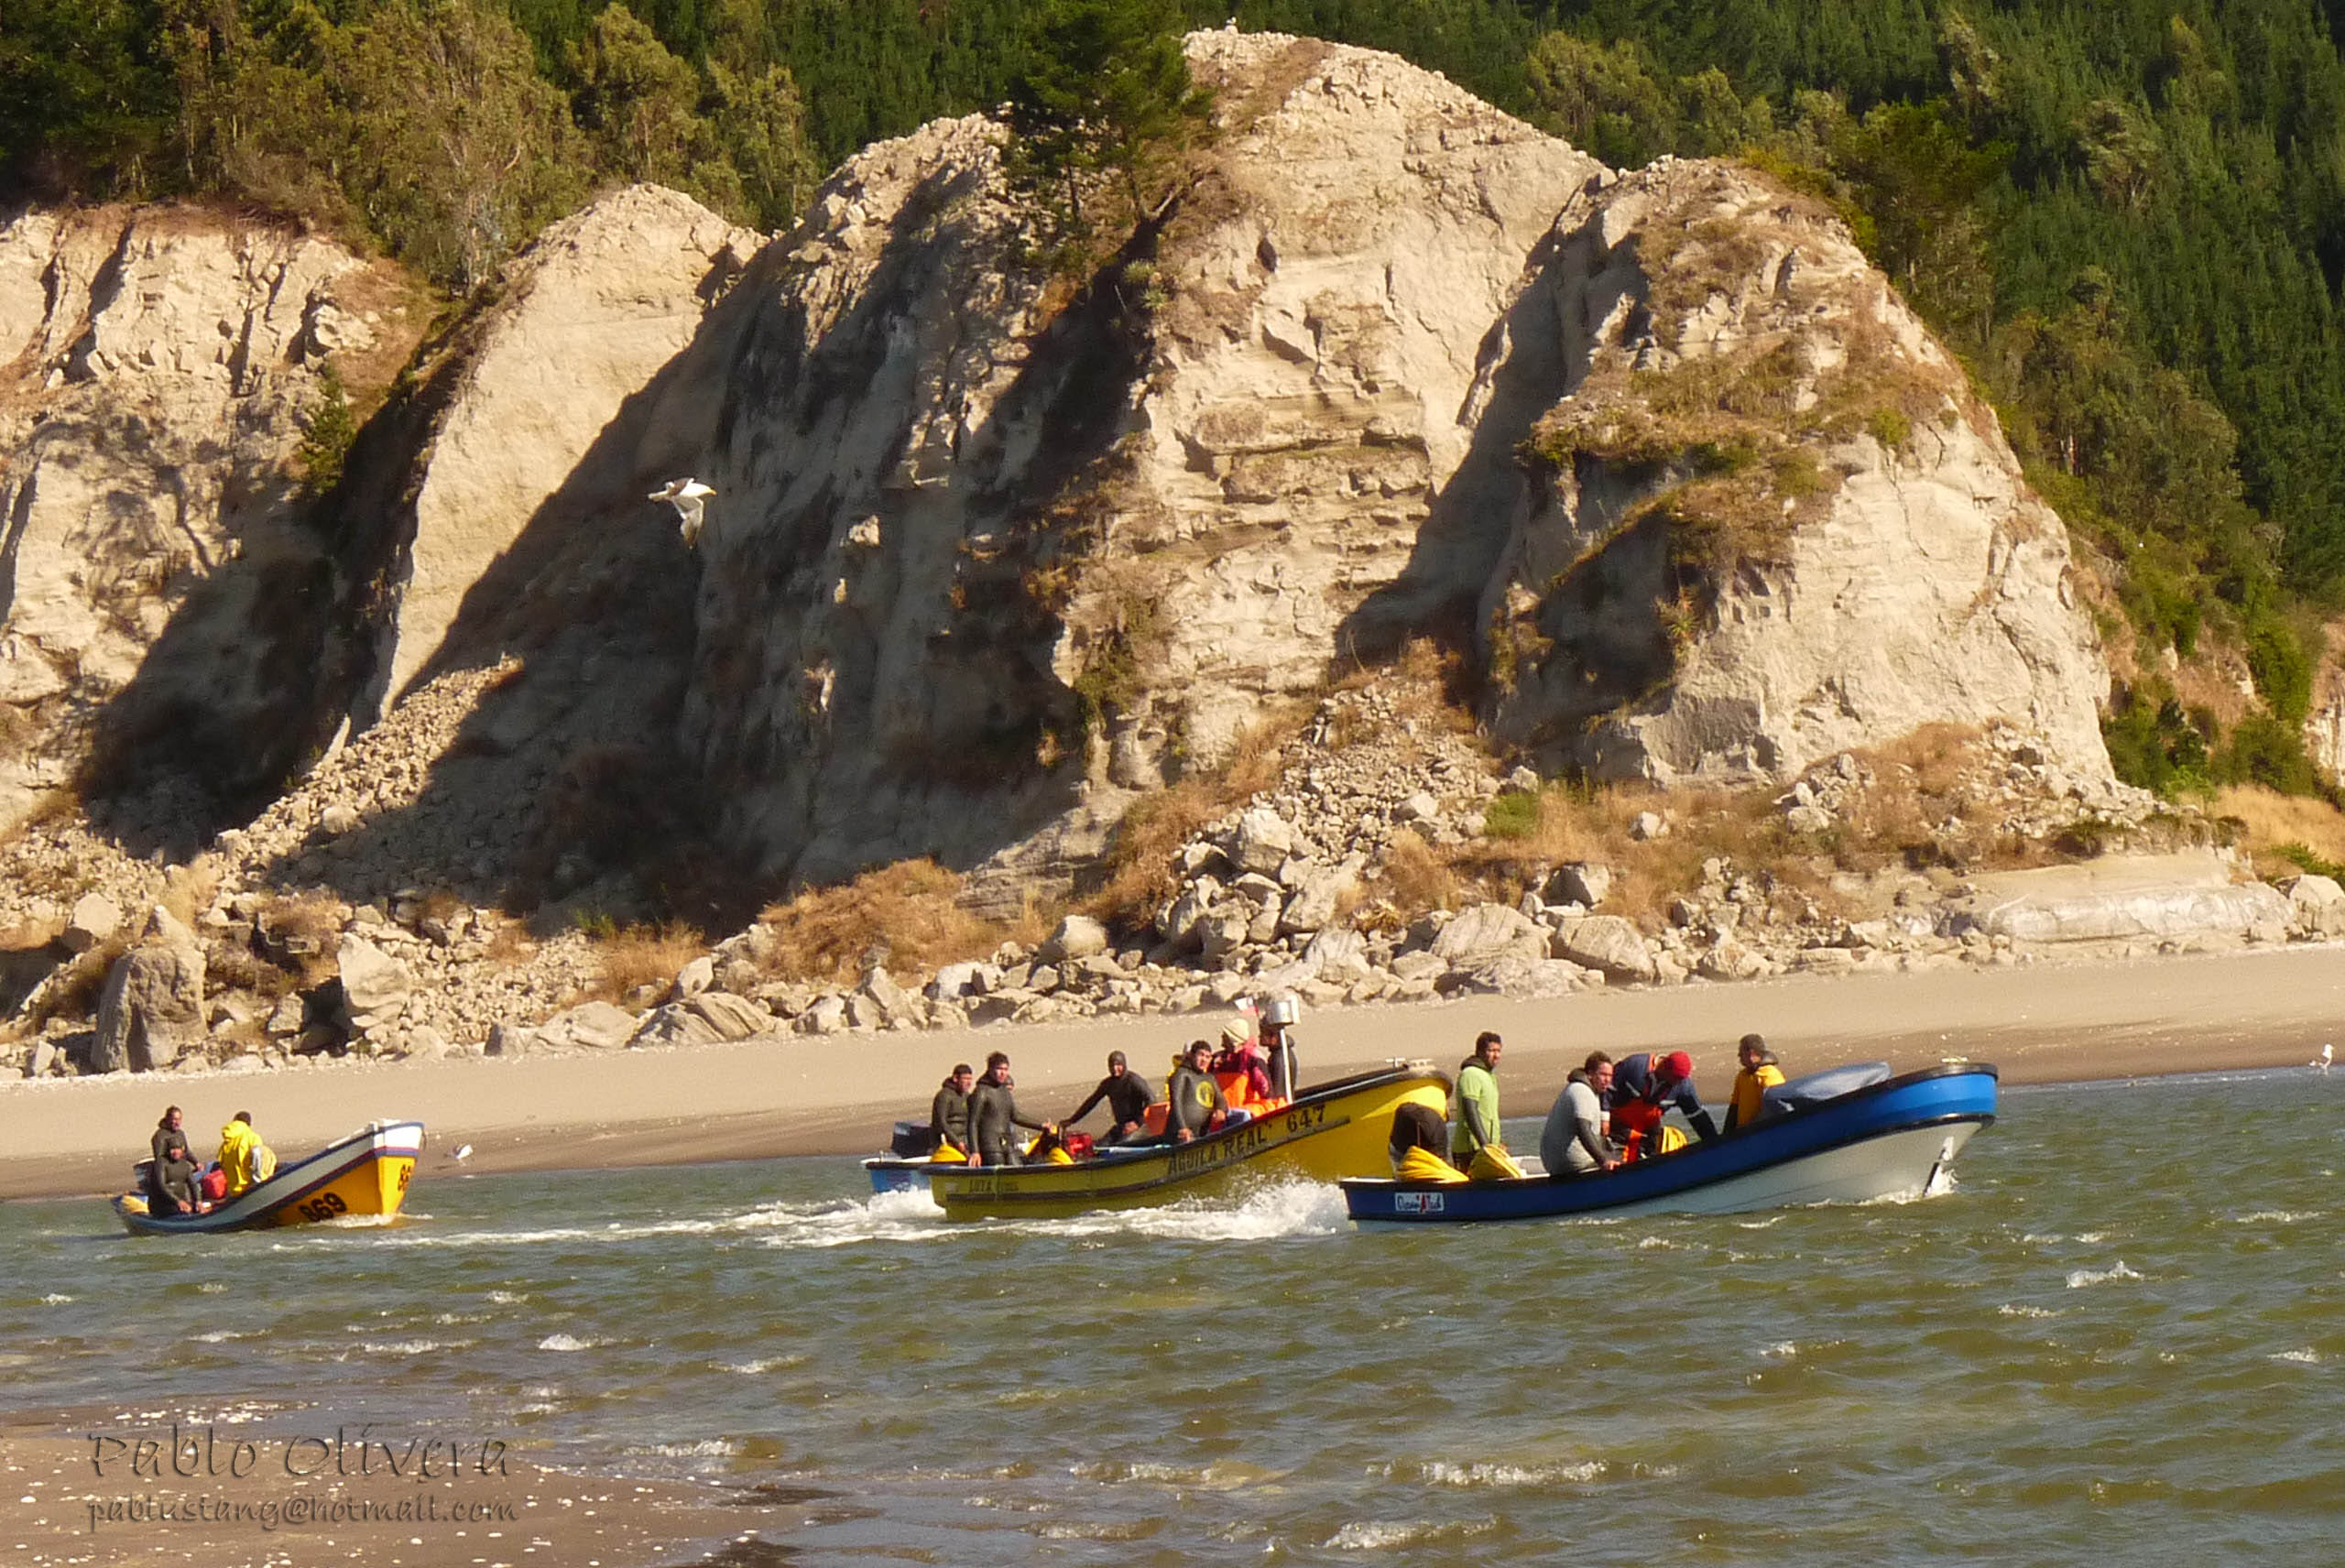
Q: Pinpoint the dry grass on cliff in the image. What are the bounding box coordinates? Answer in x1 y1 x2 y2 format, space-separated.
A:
2216 785 2345 878
584 921 706 1004
1080 701 1314 929
758 860 1046 988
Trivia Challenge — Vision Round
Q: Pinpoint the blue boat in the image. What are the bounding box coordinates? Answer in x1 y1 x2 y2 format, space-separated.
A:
1341 1062 1997 1223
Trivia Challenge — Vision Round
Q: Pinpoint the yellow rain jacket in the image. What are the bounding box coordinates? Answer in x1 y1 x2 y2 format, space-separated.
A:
1396 1147 1467 1183
217 1119 277 1196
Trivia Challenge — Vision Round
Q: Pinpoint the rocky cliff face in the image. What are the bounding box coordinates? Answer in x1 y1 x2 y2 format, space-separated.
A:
1481 159 2111 784
682 31 2108 896
0 207 419 831
686 32 1606 890
4 32 2117 942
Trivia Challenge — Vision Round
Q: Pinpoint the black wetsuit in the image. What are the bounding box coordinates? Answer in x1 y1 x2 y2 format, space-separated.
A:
967 1077 1048 1165
930 1083 973 1152
1066 1070 1157 1138
1164 1064 1229 1140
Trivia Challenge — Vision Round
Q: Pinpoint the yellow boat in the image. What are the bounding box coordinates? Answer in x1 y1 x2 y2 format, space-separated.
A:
906 1065 1449 1221
112 1120 424 1236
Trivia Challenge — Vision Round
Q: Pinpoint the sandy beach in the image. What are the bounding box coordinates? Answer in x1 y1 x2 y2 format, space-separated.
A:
4 943 2340 1203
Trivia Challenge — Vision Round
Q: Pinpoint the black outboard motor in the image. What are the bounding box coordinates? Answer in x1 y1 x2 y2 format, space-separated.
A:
888 1121 940 1159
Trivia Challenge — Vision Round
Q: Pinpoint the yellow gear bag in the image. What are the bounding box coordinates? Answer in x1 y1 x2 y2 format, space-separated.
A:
1397 1147 1467 1182
1467 1147 1525 1181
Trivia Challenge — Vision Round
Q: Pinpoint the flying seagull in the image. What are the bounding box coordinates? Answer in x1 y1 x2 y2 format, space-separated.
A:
2315 1043 2333 1072
649 477 714 548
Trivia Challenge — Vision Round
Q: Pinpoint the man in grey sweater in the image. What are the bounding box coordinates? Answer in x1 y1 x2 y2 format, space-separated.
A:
1540 1052 1621 1176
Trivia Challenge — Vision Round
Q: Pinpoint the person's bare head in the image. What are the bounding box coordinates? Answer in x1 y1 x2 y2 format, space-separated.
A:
984 1051 1011 1083
1475 1030 1503 1069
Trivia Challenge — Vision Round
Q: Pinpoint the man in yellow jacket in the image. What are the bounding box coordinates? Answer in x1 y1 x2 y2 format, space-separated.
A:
217 1112 278 1195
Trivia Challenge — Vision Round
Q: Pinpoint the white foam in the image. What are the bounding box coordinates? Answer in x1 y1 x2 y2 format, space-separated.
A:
536 1334 607 1352
1414 1460 1604 1486
2237 1210 2319 1225
1734 1216 1782 1230
640 1439 737 1457
716 1356 802 1376
2270 1348 2322 1364
1998 1304 2059 1319
38 1293 71 1305
1761 1341 1801 1359
1325 1518 1496 1550
355 1339 472 1356
2065 1261 2143 1289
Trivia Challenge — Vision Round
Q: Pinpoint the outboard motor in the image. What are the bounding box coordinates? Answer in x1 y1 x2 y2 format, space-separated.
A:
888 1121 940 1159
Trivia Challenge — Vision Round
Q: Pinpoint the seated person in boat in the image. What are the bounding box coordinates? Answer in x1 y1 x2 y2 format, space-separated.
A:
147 1105 206 1215
1210 1018 1274 1104
216 1111 278 1196
931 1063 977 1159
1388 1100 1465 1180
1723 1034 1785 1134
1608 1050 1719 1159
1165 1040 1231 1144
1063 1050 1158 1145
967 1051 1054 1166
1541 1052 1621 1176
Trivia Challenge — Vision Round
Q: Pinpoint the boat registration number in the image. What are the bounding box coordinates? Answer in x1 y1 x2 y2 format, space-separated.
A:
1392 1192 1446 1214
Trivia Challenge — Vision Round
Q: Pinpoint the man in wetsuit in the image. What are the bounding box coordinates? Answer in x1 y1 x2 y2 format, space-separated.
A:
1609 1050 1719 1157
1063 1050 1157 1145
966 1051 1053 1165
1164 1040 1229 1143
930 1063 976 1156
149 1105 202 1214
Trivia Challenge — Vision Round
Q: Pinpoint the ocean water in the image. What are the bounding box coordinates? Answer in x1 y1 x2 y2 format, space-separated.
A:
5 1067 2343 1563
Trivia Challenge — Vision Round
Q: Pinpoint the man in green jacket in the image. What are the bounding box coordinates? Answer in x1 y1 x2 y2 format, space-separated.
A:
1451 1031 1504 1167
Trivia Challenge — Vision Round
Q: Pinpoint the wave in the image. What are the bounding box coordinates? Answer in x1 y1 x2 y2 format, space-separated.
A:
1998 1303 2060 1319
354 1339 474 1356
2269 1348 2322 1364
1325 1517 1498 1550
537 1334 609 1352
2065 1260 2143 1288
2235 1209 2320 1225
1407 1459 1606 1487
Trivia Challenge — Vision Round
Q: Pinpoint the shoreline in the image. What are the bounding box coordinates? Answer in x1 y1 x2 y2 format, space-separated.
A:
6 942 2341 1203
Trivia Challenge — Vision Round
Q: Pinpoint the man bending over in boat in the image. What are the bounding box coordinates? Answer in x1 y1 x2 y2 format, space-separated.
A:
1723 1035 1784 1134
1063 1050 1157 1146
1608 1051 1719 1159
1541 1053 1621 1176
932 1063 976 1158
217 1112 277 1196
968 1051 1055 1165
1165 1040 1231 1143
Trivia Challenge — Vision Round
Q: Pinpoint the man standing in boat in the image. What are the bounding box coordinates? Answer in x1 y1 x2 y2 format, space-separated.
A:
931 1063 977 1157
1063 1050 1157 1145
1450 1032 1506 1169
967 1051 1054 1165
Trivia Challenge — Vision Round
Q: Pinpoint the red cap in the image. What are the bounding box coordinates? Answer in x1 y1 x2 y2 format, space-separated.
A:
1661 1051 1694 1082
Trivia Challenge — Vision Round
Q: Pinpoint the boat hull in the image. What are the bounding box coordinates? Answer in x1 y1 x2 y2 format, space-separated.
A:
113 1120 425 1236
1342 1065 1996 1223
911 1066 1448 1221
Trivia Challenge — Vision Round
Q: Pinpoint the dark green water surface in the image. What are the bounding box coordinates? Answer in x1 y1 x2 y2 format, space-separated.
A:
5 1070 2343 1563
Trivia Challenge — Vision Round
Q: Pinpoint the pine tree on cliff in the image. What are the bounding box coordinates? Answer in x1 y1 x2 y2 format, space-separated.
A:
1002 0 1208 262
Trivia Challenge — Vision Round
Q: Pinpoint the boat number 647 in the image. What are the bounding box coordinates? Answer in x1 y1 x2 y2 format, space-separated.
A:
1281 1104 1326 1135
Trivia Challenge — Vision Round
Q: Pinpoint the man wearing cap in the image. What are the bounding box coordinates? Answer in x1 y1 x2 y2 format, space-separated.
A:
1609 1050 1719 1158
1063 1050 1159 1145
1450 1031 1505 1168
1211 1017 1273 1103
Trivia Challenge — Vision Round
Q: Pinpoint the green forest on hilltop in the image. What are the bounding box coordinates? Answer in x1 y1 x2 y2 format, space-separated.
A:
7 0 2345 795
